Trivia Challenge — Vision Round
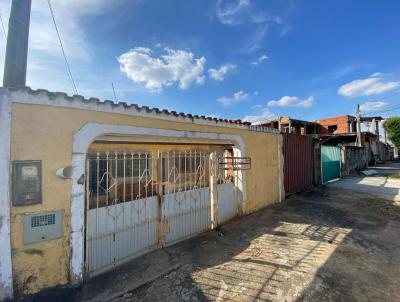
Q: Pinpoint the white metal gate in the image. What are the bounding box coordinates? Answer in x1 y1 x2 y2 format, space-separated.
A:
216 150 242 224
160 151 211 246
86 152 158 276
86 150 215 275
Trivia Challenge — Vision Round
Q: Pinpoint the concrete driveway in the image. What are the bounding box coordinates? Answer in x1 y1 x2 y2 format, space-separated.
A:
327 176 400 202
21 176 400 302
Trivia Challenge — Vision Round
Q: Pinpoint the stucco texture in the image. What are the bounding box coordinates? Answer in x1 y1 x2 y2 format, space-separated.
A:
10 102 283 295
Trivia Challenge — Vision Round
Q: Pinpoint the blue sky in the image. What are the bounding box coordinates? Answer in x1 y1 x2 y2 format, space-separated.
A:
1 0 400 123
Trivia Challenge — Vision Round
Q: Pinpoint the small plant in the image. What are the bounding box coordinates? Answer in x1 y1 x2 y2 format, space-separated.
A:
387 173 400 179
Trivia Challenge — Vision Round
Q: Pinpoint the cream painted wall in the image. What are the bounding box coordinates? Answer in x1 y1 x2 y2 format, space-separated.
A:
9 102 283 295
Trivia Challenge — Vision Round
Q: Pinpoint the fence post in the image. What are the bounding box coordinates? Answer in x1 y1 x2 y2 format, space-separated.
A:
209 152 218 229
156 151 165 248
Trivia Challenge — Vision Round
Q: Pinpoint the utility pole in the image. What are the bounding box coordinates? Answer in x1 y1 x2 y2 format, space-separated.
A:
3 0 32 87
356 104 362 147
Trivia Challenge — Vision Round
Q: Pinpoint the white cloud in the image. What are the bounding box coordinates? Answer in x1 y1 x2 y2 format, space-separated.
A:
217 90 249 106
338 74 400 97
370 72 381 77
215 0 281 26
359 101 388 112
118 47 206 92
251 53 268 65
243 107 275 124
280 25 291 36
208 63 236 81
215 1 285 54
241 24 269 53
215 0 250 25
267 96 314 108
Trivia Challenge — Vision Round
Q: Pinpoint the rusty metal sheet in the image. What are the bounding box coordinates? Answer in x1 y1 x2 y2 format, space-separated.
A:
283 134 315 195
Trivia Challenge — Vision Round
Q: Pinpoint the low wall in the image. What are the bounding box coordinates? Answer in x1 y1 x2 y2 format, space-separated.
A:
340 146 367 176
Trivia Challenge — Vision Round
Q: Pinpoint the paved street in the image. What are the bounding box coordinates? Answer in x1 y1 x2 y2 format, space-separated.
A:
22 174 400 302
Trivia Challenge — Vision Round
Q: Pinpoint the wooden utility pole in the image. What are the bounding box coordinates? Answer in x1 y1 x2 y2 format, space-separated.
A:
356 104 362 147
3 0 32 87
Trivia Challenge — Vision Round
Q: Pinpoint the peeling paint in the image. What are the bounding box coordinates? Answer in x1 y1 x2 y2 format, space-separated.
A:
23 249 44 257
0 88 13 300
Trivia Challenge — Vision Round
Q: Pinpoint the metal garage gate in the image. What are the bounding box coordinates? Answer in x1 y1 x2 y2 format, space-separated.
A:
85 152 159 276
321 145 341 183
283 134 315 195
160 151 212 246
85 149 241 276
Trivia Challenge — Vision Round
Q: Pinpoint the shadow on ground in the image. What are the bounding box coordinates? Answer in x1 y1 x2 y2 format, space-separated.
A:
19 181 400 302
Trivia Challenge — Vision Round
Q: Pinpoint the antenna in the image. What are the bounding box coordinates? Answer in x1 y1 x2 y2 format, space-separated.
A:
112 83 118 103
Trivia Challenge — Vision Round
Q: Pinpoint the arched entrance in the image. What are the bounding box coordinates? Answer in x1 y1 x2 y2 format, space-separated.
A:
69 123 247 282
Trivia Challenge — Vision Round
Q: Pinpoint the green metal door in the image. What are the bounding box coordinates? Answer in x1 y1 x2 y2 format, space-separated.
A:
321 146 341 183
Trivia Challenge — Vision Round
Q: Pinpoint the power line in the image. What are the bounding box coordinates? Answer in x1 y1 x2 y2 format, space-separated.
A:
362 90 400 115
365 102 400 113
364 103 400 116
47 0 78 95
0 11 7 40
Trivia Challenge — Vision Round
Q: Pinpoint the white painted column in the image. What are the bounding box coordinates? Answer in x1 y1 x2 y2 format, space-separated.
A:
209 152 218 229
0 88 14 300
70 152 86 284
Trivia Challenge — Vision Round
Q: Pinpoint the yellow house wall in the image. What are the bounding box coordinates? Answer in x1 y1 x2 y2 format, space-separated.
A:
10 102 283 295
88 142 214 154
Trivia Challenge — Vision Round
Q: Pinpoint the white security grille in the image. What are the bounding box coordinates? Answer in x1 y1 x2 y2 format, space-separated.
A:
160 151 211 245
86 149 241 276
86 152 158 275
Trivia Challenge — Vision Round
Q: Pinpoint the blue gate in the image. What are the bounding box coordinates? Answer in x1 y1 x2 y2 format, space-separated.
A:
321 145 341 183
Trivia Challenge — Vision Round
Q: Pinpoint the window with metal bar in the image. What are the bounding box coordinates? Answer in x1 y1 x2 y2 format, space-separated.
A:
161 151 210 194
87 152 155 209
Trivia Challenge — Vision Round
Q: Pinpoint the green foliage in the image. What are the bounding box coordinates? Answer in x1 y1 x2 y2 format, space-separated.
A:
383 117 400 147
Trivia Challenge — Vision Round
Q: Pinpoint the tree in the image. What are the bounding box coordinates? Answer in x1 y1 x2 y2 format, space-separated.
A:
383 117 400 147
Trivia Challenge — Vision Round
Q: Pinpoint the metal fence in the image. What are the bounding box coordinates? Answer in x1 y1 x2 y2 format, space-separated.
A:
283 134 315 195
321 145 341 183
160 151 212 245
85 150 220 275
86 152 158 275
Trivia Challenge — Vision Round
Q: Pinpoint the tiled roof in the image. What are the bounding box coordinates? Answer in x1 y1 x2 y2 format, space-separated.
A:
7 86 279 133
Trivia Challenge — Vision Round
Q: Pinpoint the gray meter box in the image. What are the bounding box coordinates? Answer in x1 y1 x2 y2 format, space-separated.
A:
23 211 63 244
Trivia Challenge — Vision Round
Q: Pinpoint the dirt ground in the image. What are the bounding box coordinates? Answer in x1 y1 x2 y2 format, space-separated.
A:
21 176 400 302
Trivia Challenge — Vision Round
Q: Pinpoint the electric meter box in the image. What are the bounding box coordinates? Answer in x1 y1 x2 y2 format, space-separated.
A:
23 211 63 244
12 160 42 206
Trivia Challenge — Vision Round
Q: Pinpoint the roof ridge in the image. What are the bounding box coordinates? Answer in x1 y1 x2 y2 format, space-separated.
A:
7 86 279 134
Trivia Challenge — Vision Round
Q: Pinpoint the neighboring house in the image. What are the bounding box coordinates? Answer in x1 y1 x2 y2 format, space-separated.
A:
315 115 391 164
316 115 358 134
259 117 320 135
261 115 393 174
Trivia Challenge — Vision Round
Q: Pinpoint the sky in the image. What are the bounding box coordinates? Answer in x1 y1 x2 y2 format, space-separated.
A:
1 0 400 123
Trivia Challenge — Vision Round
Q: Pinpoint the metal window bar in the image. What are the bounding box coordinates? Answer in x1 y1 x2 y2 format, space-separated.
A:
87 152 155 209
218 156 251 171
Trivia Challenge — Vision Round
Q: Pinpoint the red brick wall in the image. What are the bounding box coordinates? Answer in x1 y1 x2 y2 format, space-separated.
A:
317 115 354 134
